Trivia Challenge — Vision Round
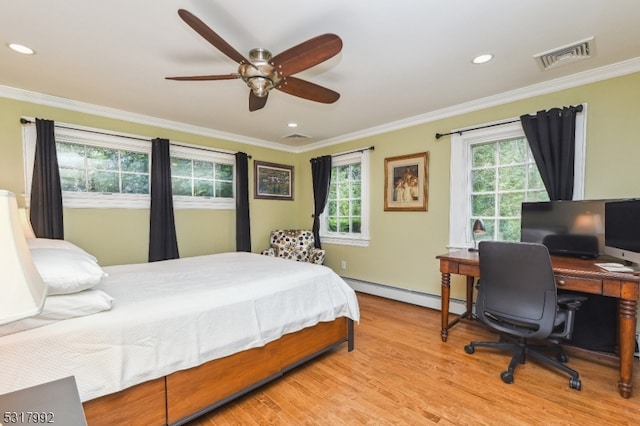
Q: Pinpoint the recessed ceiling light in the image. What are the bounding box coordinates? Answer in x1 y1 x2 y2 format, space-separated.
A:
8 43 35 55
472 54 493 64
287 122 298 128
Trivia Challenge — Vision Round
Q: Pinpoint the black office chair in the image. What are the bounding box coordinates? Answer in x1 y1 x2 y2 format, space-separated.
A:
464 241 586 390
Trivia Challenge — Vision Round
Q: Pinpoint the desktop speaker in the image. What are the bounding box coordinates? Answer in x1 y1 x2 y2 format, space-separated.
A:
542 234 599 258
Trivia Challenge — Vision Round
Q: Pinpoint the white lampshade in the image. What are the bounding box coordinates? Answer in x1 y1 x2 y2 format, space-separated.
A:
0 190 46 325
19 207 37 239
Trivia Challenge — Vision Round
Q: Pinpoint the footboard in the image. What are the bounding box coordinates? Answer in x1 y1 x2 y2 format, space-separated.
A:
82 378 166 425
166 317 352 425
82 317 354 425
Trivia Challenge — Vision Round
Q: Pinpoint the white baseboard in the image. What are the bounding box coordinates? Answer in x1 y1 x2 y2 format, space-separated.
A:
342 277 467 316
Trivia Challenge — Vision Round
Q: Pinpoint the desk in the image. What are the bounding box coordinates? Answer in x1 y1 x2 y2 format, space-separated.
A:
436 250 639 398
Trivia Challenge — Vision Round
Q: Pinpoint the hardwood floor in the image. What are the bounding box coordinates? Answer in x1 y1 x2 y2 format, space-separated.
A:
187 292 639 425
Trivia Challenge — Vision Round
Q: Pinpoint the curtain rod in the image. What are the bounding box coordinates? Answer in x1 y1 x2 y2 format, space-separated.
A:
19 118 250 158
434 104 584 140
332 146 375 158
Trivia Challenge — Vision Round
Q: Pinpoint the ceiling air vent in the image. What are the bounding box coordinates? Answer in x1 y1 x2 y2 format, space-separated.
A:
534 37 594 71
282 133 311 141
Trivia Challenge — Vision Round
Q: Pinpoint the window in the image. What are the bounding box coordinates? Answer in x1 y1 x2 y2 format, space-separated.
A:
169 145 235 209
57 141 150 195
469 136 549 241
23 121 235 209
320 150 370 246
449 115 586 249
170 158 233 198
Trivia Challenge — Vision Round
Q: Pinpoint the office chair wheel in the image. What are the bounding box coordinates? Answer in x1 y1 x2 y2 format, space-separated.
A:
569 378 582 390
500 371 514 384
557 352 569 363
464 344 475 354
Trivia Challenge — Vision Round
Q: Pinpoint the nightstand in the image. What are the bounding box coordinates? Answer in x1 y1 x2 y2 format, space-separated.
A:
0 376 87 425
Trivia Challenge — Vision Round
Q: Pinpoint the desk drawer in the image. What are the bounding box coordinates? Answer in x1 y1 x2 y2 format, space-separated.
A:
555 275 602 294
459 264 479 277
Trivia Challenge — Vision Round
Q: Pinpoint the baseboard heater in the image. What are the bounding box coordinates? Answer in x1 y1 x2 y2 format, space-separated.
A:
341 277 467 315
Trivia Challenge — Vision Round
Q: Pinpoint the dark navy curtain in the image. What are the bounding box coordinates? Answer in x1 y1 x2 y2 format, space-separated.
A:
235 152 251 252
310 155 332 249
30 118 64 239
148 138 179 262
520 105 582 201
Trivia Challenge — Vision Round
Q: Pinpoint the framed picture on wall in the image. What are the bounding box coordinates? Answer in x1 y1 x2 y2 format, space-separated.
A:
384 152 429 211
254 161 294 200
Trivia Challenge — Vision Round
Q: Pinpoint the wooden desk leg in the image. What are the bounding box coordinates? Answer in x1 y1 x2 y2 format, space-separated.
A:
441 272 451 342
465 276 474 319
617 298 637 398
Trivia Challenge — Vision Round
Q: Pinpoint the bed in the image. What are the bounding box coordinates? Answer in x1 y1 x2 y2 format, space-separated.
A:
0 242 359 425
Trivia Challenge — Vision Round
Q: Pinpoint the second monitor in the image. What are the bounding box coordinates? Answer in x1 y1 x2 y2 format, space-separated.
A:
520 199 605 258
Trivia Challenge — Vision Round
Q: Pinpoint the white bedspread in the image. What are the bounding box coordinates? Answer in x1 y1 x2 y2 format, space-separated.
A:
0 252 359 401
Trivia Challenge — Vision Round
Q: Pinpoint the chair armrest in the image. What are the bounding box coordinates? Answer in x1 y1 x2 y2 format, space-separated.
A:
557 293 588 310
309 248 326 265
262 248 276 257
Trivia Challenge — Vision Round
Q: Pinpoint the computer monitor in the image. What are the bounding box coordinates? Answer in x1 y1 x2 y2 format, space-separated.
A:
604 199 640 265
520 200 605 258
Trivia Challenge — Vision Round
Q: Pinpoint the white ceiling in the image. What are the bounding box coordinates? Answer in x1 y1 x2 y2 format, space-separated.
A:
2 1 640 151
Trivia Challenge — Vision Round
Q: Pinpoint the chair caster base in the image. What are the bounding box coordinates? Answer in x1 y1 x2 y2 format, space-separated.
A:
501 371 514 384
569 377 582 390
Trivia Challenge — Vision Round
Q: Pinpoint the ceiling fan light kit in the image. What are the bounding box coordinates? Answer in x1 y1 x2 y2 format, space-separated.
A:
166 9 342 111
240 48 279 98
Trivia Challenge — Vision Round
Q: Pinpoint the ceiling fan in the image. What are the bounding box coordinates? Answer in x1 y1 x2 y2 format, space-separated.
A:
166 9 343 112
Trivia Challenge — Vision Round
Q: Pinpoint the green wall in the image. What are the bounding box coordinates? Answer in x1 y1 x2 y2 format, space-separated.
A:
2 71 640 300
299 71 640 299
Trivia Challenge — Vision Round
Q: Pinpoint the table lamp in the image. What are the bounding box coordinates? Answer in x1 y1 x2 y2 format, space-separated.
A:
0 190 46 325
19 207 37 239
571 211 603 234
468 219 486 252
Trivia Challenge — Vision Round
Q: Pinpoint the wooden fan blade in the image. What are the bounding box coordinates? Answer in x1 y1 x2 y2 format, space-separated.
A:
270 34 342 77
165 74 241 81
178 9 250 65
249 92 268 112
276 76 340 104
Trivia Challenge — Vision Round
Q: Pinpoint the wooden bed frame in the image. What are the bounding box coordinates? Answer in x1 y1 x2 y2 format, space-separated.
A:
82 317 354 425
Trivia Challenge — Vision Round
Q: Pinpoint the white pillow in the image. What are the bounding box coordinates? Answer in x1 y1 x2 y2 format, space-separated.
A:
30 248 107 295
0 289 113 336
27 238 97 261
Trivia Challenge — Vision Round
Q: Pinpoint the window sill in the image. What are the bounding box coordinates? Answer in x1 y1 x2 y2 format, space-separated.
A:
49 193 235 210
321 235 370 247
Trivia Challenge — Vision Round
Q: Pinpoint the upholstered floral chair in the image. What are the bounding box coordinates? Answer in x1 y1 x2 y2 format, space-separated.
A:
261 229 326 265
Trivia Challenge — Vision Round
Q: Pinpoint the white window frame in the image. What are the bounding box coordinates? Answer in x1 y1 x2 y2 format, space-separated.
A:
169 144 235 210
22 120 235 210
449 110 587 249
320 150 370 247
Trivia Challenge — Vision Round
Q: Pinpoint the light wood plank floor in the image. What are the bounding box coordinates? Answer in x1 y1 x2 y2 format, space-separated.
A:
188 292 640 425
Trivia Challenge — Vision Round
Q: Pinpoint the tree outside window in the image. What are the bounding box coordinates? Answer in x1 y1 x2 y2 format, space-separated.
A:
470 137 548 243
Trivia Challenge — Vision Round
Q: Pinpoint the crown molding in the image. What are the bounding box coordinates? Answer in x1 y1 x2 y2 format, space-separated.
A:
301 56 640 152
2 56 640 154
0 84 294 153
